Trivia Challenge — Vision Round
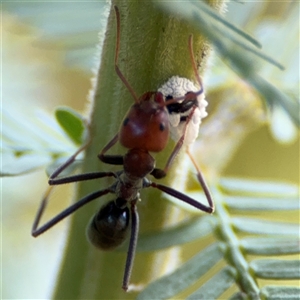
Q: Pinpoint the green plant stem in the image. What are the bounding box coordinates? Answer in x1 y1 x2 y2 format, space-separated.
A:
53 1 224 299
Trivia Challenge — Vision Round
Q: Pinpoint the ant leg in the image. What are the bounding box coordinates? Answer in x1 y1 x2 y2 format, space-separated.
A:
150 182 214 214
187 149 214 211
33 168 116 237
98 133 124 165
32 135 101 233
113 6 139 103
151 34 205 179
122 201 139 291
50 136 91 180
151 35 205 178
32 187 111 237
49 171 116 185
151 106 197 179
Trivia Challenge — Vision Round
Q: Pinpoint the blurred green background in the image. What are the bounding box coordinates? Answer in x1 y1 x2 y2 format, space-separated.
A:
2 1 299 299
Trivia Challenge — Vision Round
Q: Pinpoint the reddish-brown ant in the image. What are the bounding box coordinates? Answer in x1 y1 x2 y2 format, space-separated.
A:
31 6 214 291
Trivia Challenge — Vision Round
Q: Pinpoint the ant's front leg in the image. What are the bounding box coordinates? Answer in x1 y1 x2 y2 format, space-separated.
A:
150 103 214 211
97 133 124 165
186 149 214 212
49 136 117 185
150 181 214 214
50 137 91 179
151 106 197 179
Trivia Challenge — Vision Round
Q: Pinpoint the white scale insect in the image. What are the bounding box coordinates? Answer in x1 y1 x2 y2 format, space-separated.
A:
158 75 212 214
158 76 208 147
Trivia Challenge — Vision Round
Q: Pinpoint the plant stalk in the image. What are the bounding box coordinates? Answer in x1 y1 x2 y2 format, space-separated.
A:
53 1 224 299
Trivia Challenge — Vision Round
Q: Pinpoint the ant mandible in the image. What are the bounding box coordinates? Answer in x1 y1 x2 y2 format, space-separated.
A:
31 6 214 291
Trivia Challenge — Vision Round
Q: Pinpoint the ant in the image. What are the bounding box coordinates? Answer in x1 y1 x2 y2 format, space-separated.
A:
31 6 214 291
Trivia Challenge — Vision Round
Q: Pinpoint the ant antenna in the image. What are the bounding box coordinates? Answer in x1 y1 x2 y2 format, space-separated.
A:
162 35 204 108
114 6 139 103
114 6 121 66
188 35 204 96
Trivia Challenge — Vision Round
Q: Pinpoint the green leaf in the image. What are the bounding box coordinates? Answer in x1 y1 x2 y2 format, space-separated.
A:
1 108 77 177
247 74 300 127
2 1 108 70
187 1 261 49
55 107 86 145
4 1 297 299
260 286 300 300
1 152 51 176
156 0 283 70
233 217 299 236
241 237 300 256
156 1 259 46
220 178 299 197
136 243 223 300
187 267 236 300
2 108 56 152
127 216 216 252
251 259 300 279
229 292 248 300
224 196 299 211
269 104 298 144
46 157 83 177
156 1 300 127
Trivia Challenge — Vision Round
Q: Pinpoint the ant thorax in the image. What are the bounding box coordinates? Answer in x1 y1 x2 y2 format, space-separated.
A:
158 76 208 146
116 171 144 202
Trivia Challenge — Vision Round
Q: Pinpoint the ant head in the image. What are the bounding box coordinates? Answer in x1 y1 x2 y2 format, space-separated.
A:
119 92 170 152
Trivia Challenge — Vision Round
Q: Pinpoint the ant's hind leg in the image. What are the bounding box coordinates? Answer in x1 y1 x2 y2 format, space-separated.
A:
122 201 139 291
34 136 117 237
32 188 111 237
32 171 115 237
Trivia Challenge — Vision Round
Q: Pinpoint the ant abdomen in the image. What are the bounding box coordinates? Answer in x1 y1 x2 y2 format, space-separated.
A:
86 200 130 250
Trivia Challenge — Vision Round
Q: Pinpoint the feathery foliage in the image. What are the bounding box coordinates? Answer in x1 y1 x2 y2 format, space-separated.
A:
2 1 299 299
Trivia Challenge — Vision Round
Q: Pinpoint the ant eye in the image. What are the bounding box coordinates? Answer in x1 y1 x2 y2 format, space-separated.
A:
123 118 129 126
159 122 166 131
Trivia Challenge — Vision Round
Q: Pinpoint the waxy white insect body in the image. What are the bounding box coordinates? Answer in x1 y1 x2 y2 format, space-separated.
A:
158 76 208 146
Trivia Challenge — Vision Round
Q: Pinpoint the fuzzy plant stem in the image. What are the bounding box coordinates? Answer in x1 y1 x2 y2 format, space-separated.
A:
53 1 224 299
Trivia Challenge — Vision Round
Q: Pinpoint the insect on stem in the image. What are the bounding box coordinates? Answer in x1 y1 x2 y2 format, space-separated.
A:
32 5 214 292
